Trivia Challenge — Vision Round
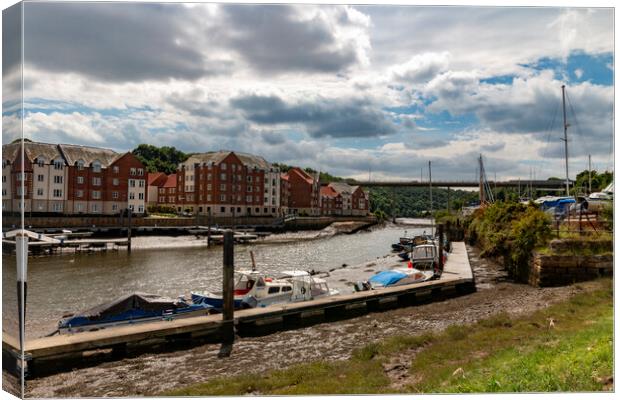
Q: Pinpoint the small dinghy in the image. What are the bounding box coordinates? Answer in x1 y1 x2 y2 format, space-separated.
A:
57 292 214 334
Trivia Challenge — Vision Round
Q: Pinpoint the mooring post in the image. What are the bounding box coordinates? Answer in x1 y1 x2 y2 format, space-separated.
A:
127 208 132 254
438 224 444 273
219 229 235 357
207 209 212 246
16 232 28 365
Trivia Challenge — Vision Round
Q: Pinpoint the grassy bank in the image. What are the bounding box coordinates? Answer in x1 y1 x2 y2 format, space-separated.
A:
166 279 613 395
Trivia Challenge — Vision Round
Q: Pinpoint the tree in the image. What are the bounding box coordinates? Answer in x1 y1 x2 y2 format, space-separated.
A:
132 144 189 174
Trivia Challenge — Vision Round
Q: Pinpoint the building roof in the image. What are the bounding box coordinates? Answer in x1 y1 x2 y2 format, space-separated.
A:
58 143 119 166
163 174 177 188
288 167 316 185
328 182 356 195
183 151 274 171
320 185 339 198
2 141 65 163
147 172 167 186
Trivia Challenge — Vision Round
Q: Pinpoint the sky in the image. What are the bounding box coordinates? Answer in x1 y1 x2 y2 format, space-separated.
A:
1 2 615 181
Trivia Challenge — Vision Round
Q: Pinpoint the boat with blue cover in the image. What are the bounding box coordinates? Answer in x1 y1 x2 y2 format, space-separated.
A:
57 292 214 334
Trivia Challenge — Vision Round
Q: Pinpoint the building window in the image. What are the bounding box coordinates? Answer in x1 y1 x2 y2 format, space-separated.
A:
92 161 101 173
54 159 64 170
76 190 83 198
159 188 165 194
247 186 253 192
37 175 44 182
207 173 212 180
77 160 84 170
169 196 175 203
220 206 225 212
53 189 62 197
207 183 212 190
220 194 226 202
138 168 144 176
130 168 136 176
207 194 212 201
52 203 63 212
220 184 226 191
129 179 136 188
37 188 43 196
139 193 144 200
170 188 175 194
112 191 118 199
92 190 101 199
139 180 145 188
246 195 252 202
1 189 6 196
77 203 83 212
113 166 119 174
112 204 118 211
247 176 253 183
16 174 23 181
221 162 227 170
92 177 101 186
129 192 135 200
37 159 45 168
220 173 226 180
92 204 99 212
53 175 63 184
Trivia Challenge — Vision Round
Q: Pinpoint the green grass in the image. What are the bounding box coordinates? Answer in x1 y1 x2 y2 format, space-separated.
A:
165 279 613 396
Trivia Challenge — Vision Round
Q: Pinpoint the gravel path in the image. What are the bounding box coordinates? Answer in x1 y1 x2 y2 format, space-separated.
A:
21 245 605 397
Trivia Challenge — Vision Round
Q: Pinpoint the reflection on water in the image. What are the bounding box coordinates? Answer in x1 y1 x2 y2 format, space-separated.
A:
2 225 430 338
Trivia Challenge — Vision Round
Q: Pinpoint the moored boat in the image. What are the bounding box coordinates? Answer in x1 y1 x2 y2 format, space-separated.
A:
57 292 214 334
191 269 339 310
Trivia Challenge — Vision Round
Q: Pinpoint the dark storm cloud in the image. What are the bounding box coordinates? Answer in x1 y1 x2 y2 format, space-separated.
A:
2 3 21 78
219 5 362 74
22 3 220 82
231 94 397 138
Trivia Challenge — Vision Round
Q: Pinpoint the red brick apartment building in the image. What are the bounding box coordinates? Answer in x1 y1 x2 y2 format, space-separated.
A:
173 151 281 217
2 141 146 215
320 182 369 216
281 167 320 216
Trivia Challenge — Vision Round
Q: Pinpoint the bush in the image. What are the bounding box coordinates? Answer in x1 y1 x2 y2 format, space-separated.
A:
467 201 552 281
147 204 177 214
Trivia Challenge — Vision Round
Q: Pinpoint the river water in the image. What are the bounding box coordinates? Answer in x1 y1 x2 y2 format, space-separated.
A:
2 223 431 338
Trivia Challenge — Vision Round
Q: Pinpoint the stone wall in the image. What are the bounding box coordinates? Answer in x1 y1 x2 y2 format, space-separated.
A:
529 252 613 287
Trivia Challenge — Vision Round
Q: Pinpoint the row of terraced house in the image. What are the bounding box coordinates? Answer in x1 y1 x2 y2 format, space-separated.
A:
2 141 369 217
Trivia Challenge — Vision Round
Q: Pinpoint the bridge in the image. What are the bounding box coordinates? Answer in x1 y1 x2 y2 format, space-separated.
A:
324 179 572 190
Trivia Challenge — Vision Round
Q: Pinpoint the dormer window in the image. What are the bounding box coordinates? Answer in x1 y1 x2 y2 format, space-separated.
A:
2 160 9 169
53 158 64 170
36 158 45 168
92 161 102 173
77 160 85 171
221 163 227 170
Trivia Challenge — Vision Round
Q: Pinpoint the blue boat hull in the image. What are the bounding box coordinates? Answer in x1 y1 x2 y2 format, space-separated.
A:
191 292 244 310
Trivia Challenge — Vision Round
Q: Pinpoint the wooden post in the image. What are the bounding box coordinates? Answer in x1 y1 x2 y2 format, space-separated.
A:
438 224 444 273
207 209 212 246
16 233 28 360
219 229 235 357
578 202 583 236
127 208 132 254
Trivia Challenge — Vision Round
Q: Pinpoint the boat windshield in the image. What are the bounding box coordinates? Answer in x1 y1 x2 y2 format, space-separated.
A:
412 246 435 259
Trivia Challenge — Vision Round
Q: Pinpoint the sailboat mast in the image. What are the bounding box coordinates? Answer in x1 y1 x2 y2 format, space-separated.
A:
561 85 570 196
429 160 433 236
588 154 592 193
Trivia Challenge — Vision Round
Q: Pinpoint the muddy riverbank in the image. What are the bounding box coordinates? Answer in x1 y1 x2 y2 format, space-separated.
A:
22 245 603 398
